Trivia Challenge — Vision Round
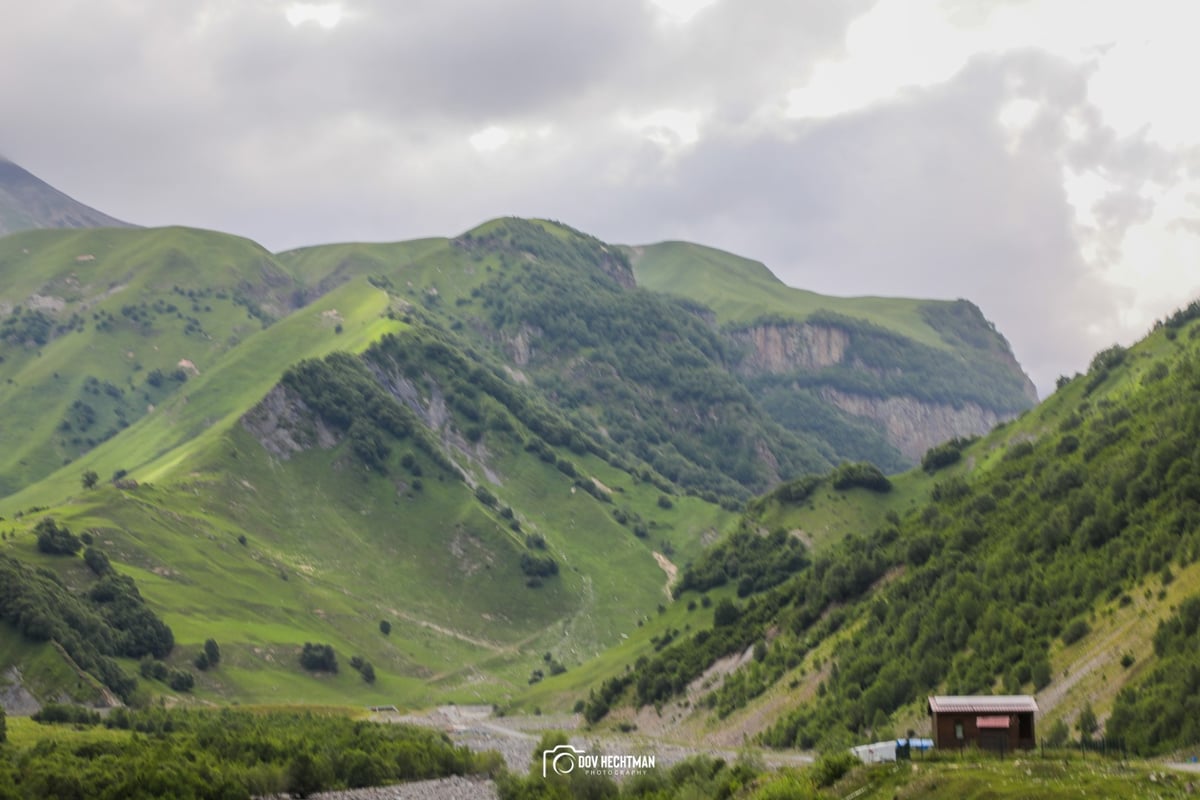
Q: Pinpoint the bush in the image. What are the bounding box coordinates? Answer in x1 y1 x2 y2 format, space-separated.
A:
810 751 859 788
83 546 111 576
921 437 975 473
713 598 741 627
32 703 101 726
1045 718 1070 747
1061 618 1090 645
35 517 81 555
473 485 497 507
168 669 195 692
519 553 559 579
301 643 338 673
379 620 391 635
831 462 892 493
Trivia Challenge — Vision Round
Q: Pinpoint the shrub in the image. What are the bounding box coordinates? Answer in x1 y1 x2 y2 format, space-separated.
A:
1061 618 1090 645
32 703 101 726
519 553 559 579
379 620 391 635
300 643 338 673
1045 718 1070 747
831 462 891 493
473 485 497 507
810 751 859 788
83 546 111 576
34 517 81 555
921 437 976 473
713 598 740 627
168 669 195 692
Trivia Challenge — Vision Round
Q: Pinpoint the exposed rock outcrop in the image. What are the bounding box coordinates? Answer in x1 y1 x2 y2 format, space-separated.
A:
731 318 1031 462
819 388 1008 461
730 323 850 372
0 667 42 715
240 385 339 459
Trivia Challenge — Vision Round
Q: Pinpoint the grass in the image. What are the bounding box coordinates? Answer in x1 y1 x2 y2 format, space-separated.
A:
628 240 953 349
841 752 1198 799
0 624 107 706
0 333 738 710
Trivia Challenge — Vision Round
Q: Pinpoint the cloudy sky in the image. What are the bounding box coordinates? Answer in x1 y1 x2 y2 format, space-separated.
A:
3 0 1198 397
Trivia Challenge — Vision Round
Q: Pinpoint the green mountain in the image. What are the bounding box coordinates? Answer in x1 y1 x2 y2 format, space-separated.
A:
631 241 1038 465
576 303 1200 755
0 157 134 236
0 215 1037 714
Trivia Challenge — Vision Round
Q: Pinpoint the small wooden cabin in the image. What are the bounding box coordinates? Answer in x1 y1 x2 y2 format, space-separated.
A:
928 695 1037 751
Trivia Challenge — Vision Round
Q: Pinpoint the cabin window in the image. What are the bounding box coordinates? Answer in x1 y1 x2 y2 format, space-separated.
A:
955 722 964 740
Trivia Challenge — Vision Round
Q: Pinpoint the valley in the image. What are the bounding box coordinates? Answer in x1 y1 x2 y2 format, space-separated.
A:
0 197 1197 797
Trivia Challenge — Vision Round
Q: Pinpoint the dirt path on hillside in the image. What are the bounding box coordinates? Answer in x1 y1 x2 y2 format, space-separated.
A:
388 610 506 653
653 552 677 599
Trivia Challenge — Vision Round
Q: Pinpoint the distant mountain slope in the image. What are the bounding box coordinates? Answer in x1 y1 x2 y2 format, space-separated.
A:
0 226 299 494
0 217 1038 711
0 157 133 236
631 240 1038 461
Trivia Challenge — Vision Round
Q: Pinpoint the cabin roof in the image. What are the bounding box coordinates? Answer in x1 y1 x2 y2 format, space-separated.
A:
927 695 1038 714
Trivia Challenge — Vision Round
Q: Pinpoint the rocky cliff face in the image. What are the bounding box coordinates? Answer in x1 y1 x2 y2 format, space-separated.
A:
239 385 339 458
818 388 1006 461
732 323 851 372
732 319 1030 462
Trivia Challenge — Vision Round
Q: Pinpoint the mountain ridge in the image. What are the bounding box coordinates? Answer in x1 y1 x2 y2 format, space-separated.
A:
0 157 135 236
0 173 1038 717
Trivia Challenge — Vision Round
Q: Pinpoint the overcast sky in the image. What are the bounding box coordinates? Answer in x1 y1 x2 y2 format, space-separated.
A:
3 0 1198 397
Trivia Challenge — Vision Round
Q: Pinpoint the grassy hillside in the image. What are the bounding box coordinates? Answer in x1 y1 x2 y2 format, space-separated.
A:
0 227 301 494
0 236 737 705
0 218 1038 714
578 303 1200 755
630 240 1037 468
630 241 949 348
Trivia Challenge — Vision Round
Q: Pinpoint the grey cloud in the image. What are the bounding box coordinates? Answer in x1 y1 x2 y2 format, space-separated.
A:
554 51 1138 395
1 1 1191 397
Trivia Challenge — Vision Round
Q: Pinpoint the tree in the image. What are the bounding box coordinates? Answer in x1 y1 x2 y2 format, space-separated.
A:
713 598 741 627
81 469 99 490
204 638 221 666
35 517 81 555
300 643 337 673
1045 718 1070 748
1077 703 1099 742
0 705 6 743
379 620 391 635
168 669 195 692
287 751 332 798
83 546 111 576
